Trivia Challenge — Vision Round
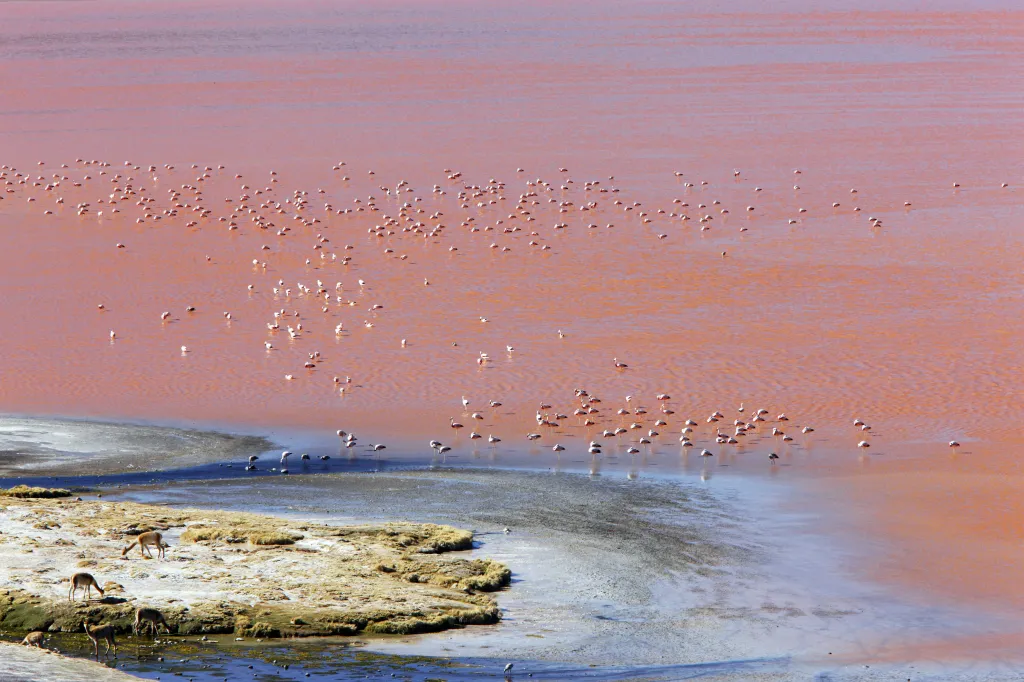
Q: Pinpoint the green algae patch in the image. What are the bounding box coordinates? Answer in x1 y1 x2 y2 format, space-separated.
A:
0 497 509 640
0 590 56 632
0 486 72 499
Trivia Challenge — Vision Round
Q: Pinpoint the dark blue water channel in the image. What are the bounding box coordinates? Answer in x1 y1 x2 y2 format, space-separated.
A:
2 632 787 681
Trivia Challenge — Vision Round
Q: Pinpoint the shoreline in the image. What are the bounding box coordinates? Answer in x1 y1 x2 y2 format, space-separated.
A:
106 467 1024 676
2 418 1023 681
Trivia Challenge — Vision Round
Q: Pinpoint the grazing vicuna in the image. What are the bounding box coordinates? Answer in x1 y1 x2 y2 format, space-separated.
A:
83 621 116 659
122 530 169 559
68 572 104 602
133 607 173 636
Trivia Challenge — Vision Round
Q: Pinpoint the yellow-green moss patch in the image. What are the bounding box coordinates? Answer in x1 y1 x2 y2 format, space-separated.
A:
180 526 302 546
0 486 72 499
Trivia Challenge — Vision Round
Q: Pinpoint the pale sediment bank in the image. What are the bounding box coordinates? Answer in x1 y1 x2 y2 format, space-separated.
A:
0 495 509 641
0 415 274 478
0 640 140 682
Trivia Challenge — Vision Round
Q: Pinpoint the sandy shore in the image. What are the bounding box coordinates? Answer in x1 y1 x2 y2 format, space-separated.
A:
0 492 508 640
0 641 140 682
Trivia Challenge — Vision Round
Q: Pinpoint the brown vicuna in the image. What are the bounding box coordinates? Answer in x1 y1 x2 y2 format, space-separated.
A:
21 631 46 648
122 530 169 559
68 572 105 602
83 621 116 659
133 607 173 636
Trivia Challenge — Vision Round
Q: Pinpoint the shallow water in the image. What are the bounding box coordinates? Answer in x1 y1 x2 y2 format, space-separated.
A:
3 634 793 682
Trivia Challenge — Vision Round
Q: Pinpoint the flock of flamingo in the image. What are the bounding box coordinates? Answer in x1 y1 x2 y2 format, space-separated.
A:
0 158 981 472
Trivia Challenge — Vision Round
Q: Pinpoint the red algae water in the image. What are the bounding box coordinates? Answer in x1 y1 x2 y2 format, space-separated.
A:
1 0 1023 667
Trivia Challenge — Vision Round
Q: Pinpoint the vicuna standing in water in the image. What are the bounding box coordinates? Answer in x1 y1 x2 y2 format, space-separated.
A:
134 607 173 636
122 531 169 559
68 572 105 602
83 622 116 659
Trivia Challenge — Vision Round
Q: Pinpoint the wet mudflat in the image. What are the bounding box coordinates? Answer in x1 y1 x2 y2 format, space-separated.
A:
100 467 1024 680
